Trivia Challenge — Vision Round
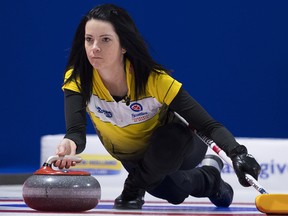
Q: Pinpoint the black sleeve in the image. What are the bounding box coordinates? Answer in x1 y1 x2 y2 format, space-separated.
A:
63 89 87 154
169 87 240 155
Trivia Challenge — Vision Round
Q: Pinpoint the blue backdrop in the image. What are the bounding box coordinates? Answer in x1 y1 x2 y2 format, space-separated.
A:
1 0 287 172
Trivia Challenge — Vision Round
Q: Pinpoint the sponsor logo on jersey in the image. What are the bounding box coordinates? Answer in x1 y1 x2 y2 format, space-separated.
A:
129 103 143 112
96 106 113 118
129 103 150 122
89 97 160 126
131 112 150 122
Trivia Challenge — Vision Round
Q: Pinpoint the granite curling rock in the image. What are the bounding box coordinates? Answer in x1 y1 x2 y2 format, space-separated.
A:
22 155 101 212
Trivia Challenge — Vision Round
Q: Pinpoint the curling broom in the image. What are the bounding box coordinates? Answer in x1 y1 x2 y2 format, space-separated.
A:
174 112 288 214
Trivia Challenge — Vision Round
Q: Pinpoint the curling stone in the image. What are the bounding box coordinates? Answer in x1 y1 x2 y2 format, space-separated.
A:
22 155 101 212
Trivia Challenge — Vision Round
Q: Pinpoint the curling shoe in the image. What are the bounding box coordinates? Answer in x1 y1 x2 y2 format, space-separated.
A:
202 155 234 207
113 174 145 209
114 189 145 209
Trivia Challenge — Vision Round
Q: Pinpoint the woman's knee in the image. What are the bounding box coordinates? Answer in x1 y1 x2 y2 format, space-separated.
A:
147 176 188 205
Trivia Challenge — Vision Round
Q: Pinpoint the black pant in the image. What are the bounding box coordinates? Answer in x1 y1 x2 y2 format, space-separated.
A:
121 121 220 204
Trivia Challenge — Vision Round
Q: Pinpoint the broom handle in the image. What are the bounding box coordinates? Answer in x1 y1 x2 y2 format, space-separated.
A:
174 112 268 194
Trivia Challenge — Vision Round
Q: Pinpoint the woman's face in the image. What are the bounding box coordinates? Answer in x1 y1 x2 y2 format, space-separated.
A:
85 19 125 70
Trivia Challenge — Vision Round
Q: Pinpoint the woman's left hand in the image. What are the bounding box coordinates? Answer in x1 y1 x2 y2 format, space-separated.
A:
229 145 261 187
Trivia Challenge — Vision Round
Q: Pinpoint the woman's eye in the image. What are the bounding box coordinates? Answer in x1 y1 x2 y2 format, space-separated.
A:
102 37 111 42
85 37 92 42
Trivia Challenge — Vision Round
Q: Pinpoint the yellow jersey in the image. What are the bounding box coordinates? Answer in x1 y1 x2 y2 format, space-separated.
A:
63 59 182 160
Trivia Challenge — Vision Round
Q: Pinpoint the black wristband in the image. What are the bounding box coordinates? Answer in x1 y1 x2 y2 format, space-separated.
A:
228 145 248 158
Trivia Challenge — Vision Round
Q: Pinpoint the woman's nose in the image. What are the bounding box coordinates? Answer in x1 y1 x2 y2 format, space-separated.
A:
92 42 100 52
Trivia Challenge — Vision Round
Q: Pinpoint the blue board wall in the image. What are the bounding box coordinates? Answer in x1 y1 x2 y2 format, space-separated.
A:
0 0 287 171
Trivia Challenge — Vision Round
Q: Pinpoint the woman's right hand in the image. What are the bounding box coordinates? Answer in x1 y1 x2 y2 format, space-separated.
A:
54 138 77 169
